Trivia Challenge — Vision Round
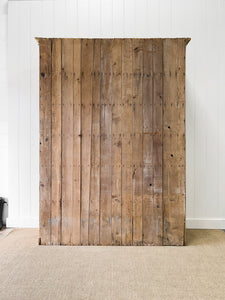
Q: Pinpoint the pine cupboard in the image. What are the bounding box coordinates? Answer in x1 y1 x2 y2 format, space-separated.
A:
37 38 190 246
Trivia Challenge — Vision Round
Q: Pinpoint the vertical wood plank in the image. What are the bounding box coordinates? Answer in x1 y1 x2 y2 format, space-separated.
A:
111 39 122 245
61 39 74 245
100 39 113 245
142 39 154 245
51 38 62 245
39 39 52 245
152 39 163 245
163 38 186 246
89 39 101 245
81 39 93 245
72 39 81 245
121 39 133 245
132 39 143 245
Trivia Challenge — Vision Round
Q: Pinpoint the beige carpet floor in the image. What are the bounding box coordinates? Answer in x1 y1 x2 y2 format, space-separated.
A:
0 229 225 300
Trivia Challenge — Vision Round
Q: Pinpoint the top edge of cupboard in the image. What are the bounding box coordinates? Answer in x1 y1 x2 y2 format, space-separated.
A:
35 37 191 45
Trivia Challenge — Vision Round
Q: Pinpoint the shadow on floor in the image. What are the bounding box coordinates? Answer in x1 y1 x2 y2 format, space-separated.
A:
0 228 13 240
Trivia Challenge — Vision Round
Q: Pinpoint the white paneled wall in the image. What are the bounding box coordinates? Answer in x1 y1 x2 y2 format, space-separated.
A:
7 0 225 228
0 0 8 225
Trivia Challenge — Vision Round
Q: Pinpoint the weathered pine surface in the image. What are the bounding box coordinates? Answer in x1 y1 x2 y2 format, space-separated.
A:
38 38 190 246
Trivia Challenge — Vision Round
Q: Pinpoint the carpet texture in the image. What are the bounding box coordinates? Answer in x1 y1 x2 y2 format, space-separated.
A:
0 229 225 300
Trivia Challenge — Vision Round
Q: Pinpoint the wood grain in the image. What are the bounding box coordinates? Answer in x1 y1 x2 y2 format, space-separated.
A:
81 39 93 245
142 39 154 245
100 39 113 245
152 39 163 245
89 39 101 245
51 38 62 245
61 39 74 245
39 39 52 245
72 39 81 245
163 38 186 246
121 39 133 245
132 39 143 245
111 39 122 245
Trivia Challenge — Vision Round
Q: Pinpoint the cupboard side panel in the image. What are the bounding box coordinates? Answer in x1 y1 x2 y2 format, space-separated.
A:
163 39 186 246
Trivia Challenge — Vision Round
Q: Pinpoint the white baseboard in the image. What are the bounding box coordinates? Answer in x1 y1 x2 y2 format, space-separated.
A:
6 217 39 228
186 218 225 229
6 217 225 229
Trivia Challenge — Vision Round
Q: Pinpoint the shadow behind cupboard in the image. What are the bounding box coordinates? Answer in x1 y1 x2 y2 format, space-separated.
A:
37 38 190 246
